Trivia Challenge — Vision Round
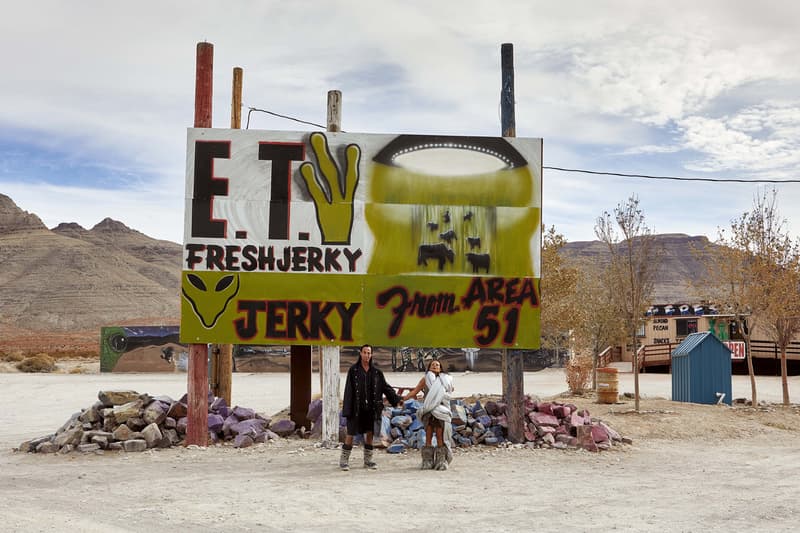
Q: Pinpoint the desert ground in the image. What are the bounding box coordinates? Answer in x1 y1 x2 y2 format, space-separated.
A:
1 362 799 532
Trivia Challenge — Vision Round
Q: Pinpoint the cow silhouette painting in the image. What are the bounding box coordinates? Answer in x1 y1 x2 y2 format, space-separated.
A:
439 229 456 243
466 252 490 273
418 243 455 271
466 236 481 250
426 221 439 231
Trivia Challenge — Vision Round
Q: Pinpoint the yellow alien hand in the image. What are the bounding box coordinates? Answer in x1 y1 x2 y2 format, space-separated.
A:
300 132 361 245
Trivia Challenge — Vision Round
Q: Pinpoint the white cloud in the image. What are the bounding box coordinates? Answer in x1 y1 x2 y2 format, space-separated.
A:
679 101 800 174
1 0 800 246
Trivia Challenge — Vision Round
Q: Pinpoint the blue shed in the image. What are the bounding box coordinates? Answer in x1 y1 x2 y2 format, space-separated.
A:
671 332 732 405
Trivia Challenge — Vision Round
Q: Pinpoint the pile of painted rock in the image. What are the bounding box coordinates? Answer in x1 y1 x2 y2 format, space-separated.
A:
379 396 631 452
18 390 295 454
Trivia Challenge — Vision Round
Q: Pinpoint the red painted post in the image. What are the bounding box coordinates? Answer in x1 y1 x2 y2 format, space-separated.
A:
186 41 214 446
186 344 209 446
194 42 213 129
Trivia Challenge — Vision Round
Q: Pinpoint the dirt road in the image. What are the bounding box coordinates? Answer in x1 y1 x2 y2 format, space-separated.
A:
1 369 799 532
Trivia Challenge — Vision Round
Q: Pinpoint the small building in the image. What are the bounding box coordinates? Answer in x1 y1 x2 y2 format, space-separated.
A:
671 332 732 405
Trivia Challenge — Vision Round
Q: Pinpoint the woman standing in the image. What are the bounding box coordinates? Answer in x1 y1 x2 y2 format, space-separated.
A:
402 359 454 470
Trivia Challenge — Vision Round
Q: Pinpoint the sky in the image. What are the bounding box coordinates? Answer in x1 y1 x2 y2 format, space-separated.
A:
2 0 799 245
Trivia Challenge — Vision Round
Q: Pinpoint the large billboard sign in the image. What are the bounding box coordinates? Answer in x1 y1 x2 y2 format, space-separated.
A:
181 129 542 349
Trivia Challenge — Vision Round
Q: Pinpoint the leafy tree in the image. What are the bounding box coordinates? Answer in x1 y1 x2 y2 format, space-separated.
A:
594 195 658 411
709 189 799 406
540 226 580 359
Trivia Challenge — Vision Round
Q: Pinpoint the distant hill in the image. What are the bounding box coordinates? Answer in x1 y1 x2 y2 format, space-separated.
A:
0 192 719 343
561 233 719 303
0 193 181 333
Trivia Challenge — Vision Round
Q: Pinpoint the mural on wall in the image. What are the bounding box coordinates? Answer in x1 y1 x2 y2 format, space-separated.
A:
181 129 542 349
100 326 187 372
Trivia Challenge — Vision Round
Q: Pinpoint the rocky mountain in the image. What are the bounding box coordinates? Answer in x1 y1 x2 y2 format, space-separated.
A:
561 233 719 303
0 194 181 332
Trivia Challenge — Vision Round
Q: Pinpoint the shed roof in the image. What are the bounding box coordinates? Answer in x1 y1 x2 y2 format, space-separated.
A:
672 331 731 356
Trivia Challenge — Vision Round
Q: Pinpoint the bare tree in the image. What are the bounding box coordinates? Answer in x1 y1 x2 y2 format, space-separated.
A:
594 195 658 412
572 259 627 389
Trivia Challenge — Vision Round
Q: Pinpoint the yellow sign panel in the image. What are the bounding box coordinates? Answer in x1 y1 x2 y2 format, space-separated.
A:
182 129 542 348
180 272 539 348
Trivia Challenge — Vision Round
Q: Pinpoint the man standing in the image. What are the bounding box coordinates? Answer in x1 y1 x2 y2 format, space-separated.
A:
340 344 402 470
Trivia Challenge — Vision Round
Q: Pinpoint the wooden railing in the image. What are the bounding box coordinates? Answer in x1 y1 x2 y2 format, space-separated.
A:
638 343 677 371
749 339 800 360
598 346 622 368
631 338 800 373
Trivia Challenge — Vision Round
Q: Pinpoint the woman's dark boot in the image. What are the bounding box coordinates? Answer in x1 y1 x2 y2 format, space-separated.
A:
421 446 435 469
434 446 448 471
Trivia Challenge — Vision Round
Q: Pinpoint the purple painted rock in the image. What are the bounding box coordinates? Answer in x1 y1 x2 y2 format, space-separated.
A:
233 434 255 448
210 397 228 412
307 399 322 421
176 417 188 434
231 418 266 437
271 419 296 437
208 413 225 433
222 414 240 435
232 406 255 420
485 401 500 416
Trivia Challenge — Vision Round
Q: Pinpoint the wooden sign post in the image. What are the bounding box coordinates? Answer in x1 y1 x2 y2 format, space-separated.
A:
186 41 214 447
321 89 343 447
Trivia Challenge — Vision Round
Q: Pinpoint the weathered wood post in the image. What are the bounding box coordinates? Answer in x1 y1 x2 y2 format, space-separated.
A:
210 66 244 407
500 42 524 444
321 89 343 447
186 41 214 447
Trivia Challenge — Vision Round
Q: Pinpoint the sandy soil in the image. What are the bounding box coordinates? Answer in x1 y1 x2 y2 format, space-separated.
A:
1 367 799 532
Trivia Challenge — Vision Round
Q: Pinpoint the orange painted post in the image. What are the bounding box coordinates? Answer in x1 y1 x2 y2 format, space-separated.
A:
212 66 244 407
186 41 214 447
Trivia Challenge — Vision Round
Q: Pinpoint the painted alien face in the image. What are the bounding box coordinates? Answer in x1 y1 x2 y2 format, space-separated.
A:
182 272 240 329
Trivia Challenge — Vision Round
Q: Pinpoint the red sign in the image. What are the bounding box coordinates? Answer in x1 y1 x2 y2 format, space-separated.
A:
724 341 746 360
